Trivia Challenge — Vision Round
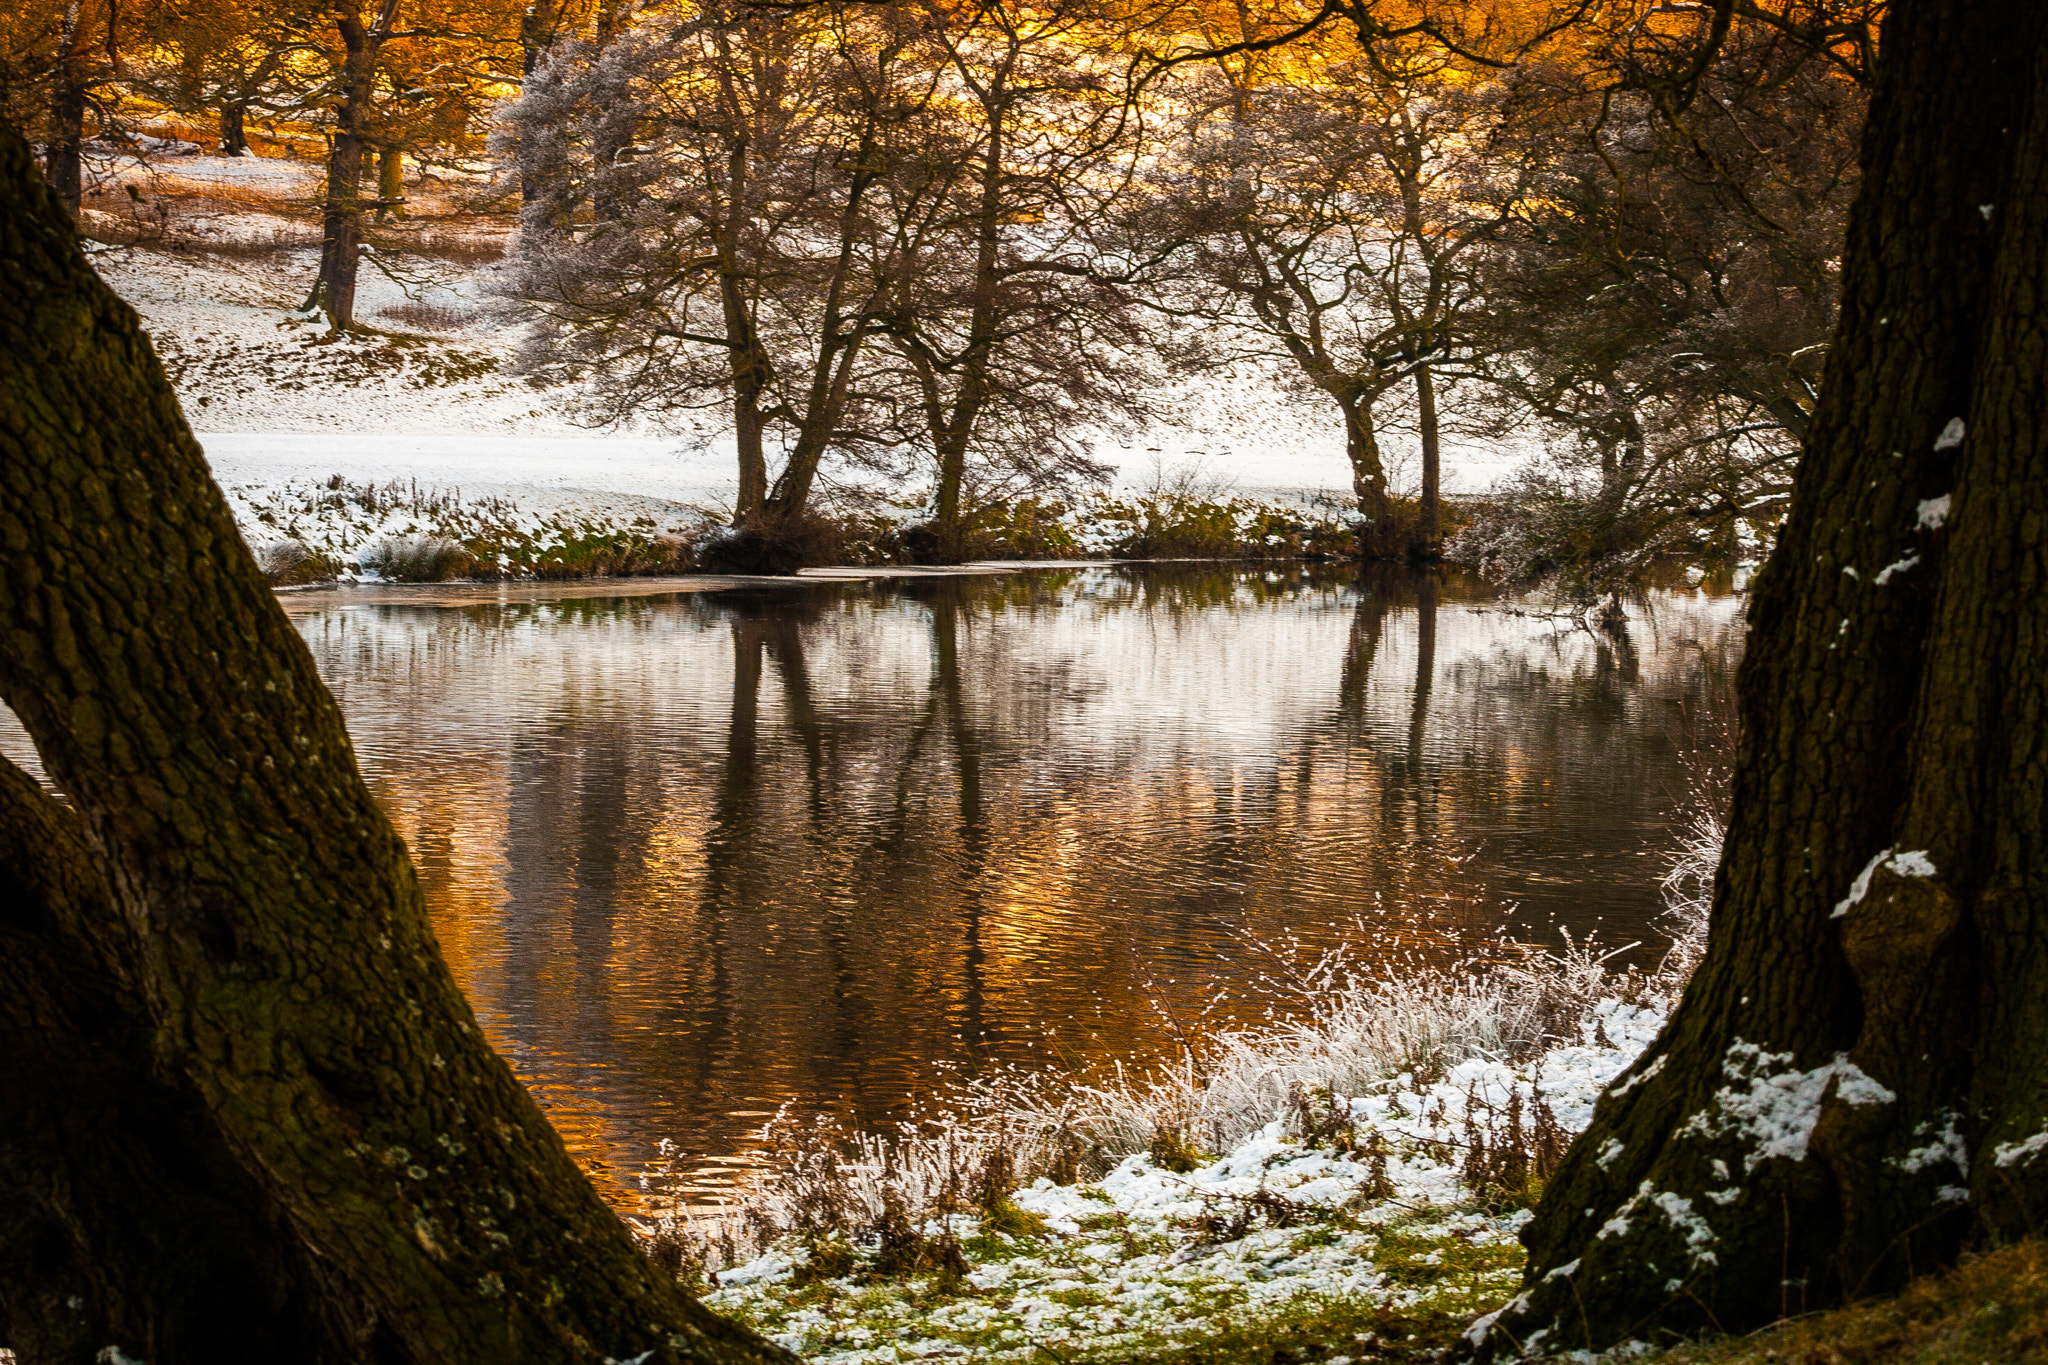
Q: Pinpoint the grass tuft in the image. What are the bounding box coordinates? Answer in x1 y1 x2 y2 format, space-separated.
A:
1647 1239 2048 1365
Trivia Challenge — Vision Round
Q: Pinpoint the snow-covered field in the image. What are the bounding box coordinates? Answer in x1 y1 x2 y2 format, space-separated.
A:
88 151 1525 540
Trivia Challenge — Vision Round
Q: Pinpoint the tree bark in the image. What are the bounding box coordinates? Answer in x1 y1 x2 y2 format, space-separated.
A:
220 101 250 157
1466 3 2048 1355
377 146 404 219
713 133 771 522
1414 366 1441 558
314 0 391 335
0 121 794 1365
46 1 91 218
0 760 349 1365
1341 392 1391 542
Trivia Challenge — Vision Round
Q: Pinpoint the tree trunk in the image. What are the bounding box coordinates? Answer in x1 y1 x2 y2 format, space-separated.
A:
1414 366 1442 558
0 121 793 1365
733 388 769 521
715 138 770 523
926 110 1007 565
377 146 404 218
220 100 249 157
1466 4 2048 1356
0 760 345 1365
315 3 389 336
319 131 368 333
1341 393 1391 547
46 2 89 219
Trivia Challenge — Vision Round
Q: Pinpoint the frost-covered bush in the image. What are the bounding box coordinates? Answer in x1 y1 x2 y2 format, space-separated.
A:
253 538 337 586
356 534 474 582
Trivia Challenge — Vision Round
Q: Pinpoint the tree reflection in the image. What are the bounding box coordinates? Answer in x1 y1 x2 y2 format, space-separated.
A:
314 566 1744 1204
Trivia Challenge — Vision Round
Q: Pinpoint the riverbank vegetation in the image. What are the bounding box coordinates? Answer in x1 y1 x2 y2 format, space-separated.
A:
653 936 1680 1363
237 472 1378 581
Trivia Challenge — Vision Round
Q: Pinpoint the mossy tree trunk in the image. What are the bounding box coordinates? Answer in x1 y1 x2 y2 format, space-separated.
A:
1469 4 2048 1355
1337 388 1390 534
0 760 346 1365
0 123 793 1365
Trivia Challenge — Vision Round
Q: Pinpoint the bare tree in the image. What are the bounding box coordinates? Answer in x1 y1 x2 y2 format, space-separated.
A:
505 0 950 556
1451 4 1866 590
871 0 1161 562
1147 40 1517 554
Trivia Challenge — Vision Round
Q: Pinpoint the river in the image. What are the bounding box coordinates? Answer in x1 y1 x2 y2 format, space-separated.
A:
0 563 1742 1207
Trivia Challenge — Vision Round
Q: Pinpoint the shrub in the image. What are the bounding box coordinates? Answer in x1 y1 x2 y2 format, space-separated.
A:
357 534 474 582
254 538 337 586
697 511 844 575
897 498 1085 564
378 300 475 332
516 531 693 579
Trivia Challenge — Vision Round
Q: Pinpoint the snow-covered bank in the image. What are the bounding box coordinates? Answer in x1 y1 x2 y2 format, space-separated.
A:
644 933 1692 1364
685 999 1662 1363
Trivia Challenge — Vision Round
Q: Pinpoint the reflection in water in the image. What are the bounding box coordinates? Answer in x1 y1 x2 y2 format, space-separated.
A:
0 565 1743 1204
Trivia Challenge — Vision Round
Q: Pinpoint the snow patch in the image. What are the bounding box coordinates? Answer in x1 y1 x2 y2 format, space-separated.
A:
1611 1053 1666 1096
1834 849 1890 918
1917 495 1952 529
1889 850 1937 878
1934 418 1967 451
1873 555 1919 585
1893 1110 1969 1177
1462 1292 1530 1345
1648 1190 1718 1265
1834 848 1936 916
1994 1125 2048 1169
1680 1040 1894 1173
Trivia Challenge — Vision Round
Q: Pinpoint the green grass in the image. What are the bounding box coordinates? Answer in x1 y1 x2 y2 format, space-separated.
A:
707 1201 1526 1365
1091 1293 1469 1365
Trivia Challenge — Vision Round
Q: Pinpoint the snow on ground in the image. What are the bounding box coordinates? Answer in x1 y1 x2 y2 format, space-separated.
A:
89 149 1526 528
698 1001 1665 1363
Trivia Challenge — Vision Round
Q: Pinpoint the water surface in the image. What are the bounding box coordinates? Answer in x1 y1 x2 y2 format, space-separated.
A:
0 564 1741 1204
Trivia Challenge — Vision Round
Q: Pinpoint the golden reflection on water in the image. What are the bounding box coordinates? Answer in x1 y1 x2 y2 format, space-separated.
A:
280 564 1740 1210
